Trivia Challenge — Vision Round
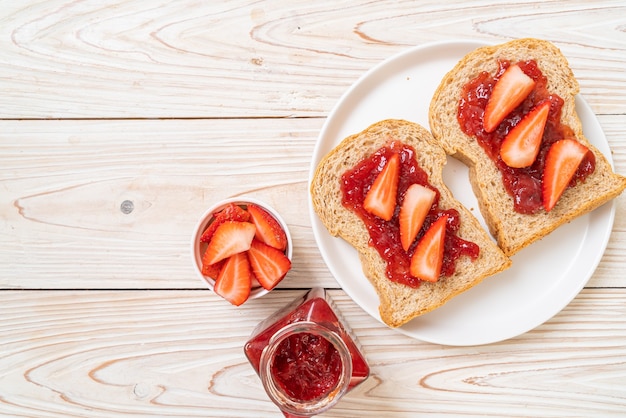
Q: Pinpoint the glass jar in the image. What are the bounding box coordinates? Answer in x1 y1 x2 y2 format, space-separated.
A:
244 288 369 417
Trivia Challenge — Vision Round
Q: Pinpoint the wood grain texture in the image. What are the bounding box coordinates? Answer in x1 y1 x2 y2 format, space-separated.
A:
1 116 624 290
2 1 626 417
0 1 625 118
0 117 333 289
0 290 625 417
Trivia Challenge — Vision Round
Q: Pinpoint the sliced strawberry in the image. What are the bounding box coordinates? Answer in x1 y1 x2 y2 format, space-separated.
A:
201 258 224 279
500 100 551 168
200 203 250 243
409 214 448 282
214 252 252 306
542 139 590 212
363 153 400 221
202 221 256 265
483 64 535 133
247 240 292 291
247 203 288 251
250 271 262 289
399 184 437 251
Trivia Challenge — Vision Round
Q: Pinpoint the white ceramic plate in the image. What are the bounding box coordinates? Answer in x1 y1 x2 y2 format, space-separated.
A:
308 40 616 346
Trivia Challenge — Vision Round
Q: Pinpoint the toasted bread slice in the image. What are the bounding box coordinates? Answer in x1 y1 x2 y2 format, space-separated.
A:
429 38 626 256
310 119 511 328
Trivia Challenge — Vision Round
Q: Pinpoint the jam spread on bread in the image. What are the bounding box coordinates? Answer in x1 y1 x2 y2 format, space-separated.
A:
458 59 595 214
341 141 479 288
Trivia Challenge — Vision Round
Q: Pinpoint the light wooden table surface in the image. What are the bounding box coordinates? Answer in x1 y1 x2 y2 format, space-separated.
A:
2 1 625 417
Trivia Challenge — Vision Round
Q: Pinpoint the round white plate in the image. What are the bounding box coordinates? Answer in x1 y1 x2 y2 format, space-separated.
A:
308 40 616 346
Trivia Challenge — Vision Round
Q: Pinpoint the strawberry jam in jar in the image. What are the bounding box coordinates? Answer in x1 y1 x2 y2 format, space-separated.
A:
244 288 369 417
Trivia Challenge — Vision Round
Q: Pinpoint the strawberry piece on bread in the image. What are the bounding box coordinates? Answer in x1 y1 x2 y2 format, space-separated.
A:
500 100 551 168
363 153 400 221
483 63 535 133
410 214 448 283
247 239 292 290
399 184 437 251
542 139 590 212
214 252 252 306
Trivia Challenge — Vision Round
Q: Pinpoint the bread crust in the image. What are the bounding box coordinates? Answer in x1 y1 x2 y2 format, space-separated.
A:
310 119 511 328
429 38 626 256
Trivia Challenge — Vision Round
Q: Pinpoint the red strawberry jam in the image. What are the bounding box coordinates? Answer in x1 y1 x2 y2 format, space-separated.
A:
341 141 479 288
244 288 369 416
457 59 595 214
271 331 342 402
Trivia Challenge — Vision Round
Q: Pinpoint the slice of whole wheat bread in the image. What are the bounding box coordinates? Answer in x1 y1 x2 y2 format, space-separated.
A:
429 38 626 256
310 119 511 328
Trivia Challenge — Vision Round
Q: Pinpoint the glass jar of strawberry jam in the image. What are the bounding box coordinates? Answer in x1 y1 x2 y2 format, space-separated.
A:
244 288 369 417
